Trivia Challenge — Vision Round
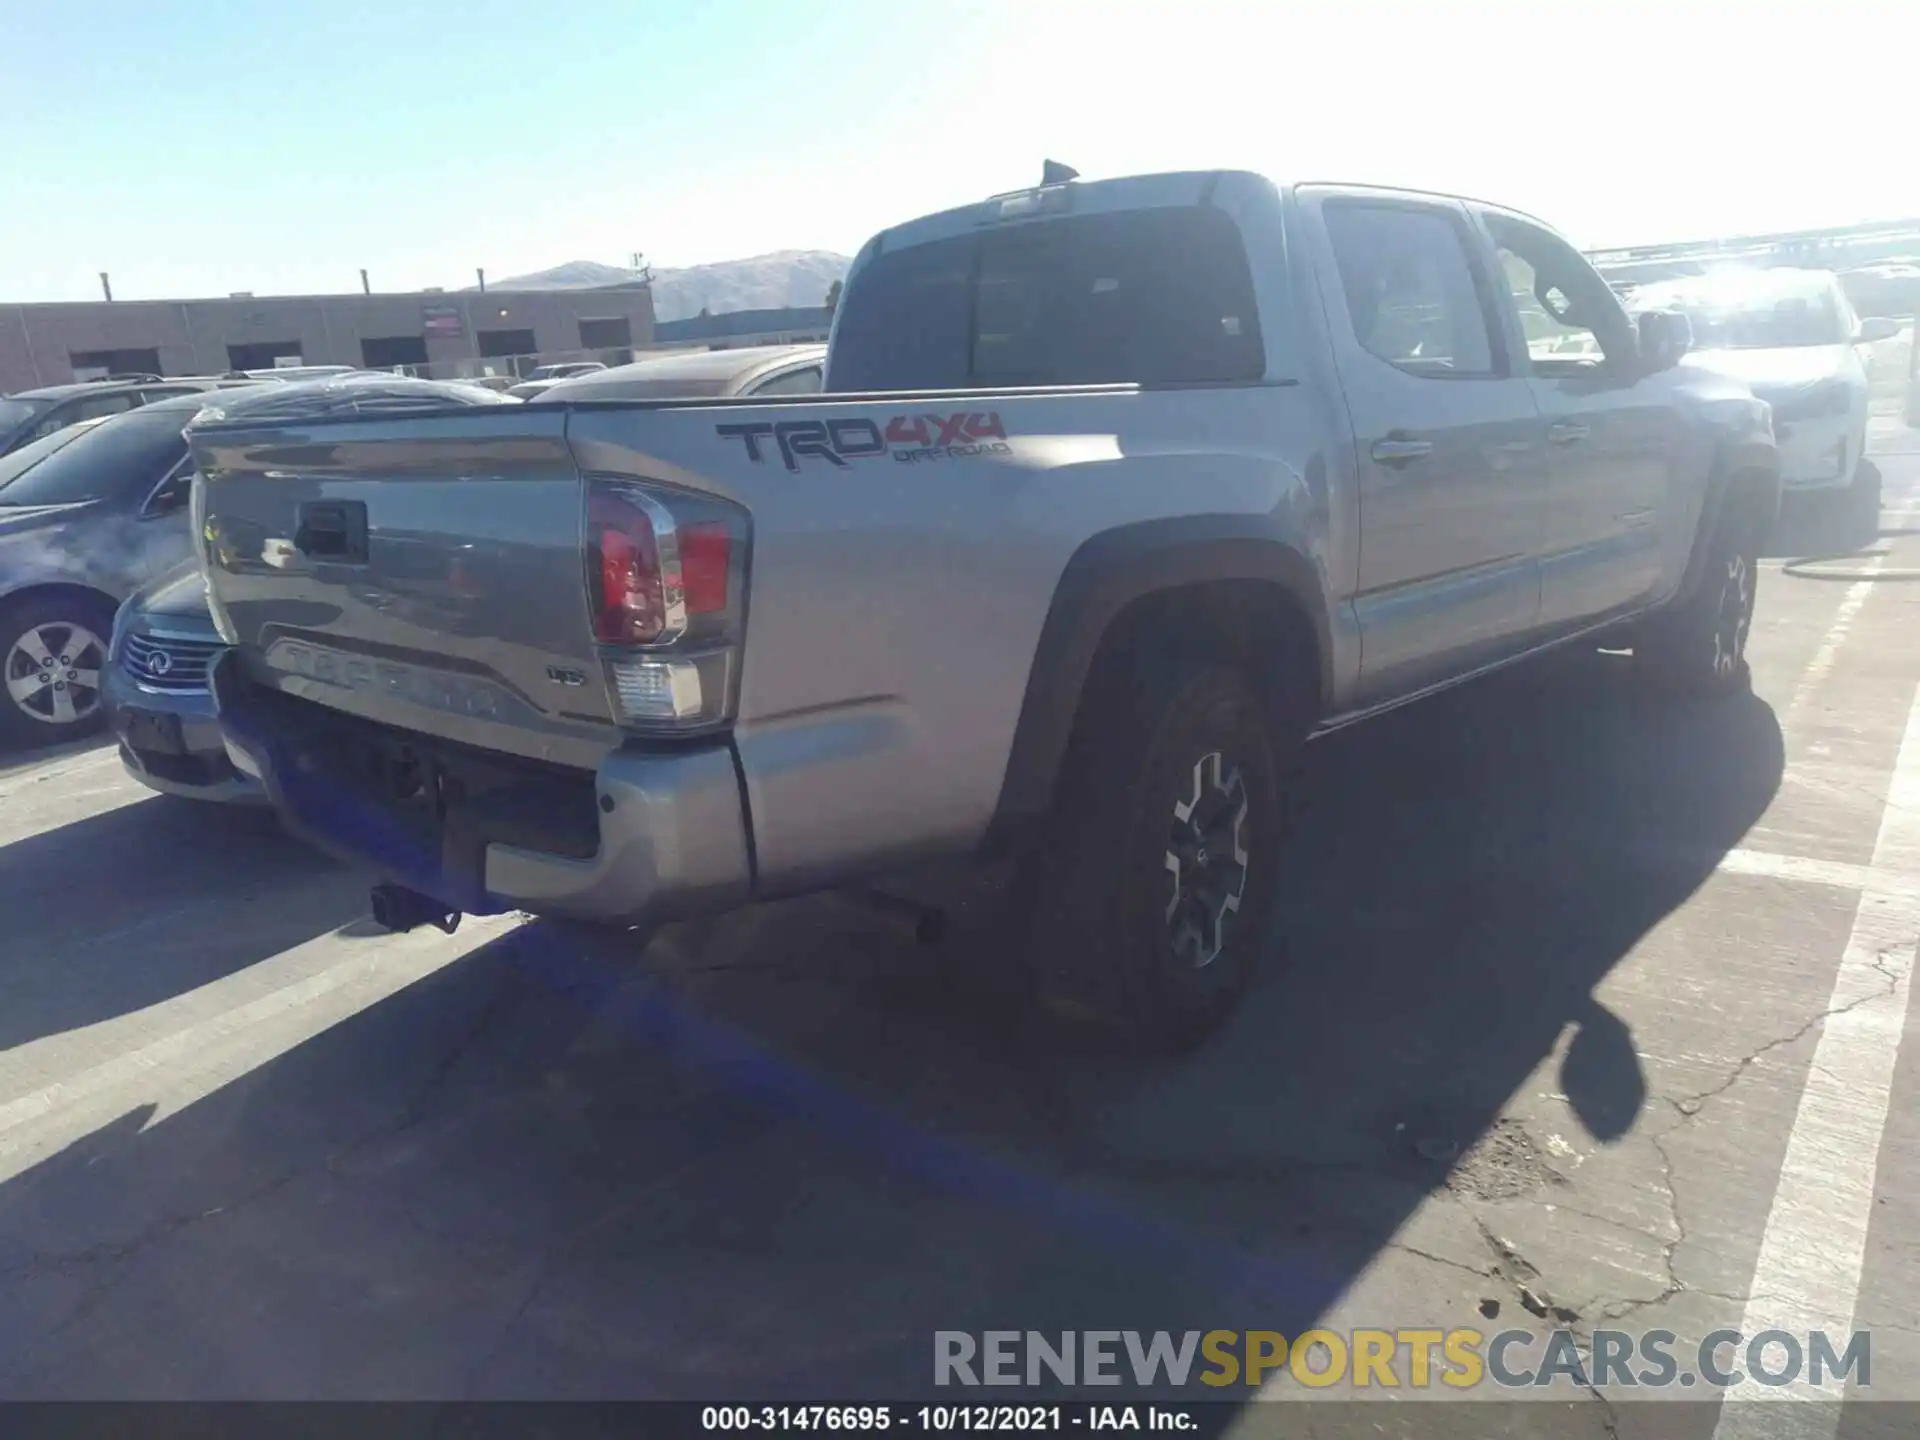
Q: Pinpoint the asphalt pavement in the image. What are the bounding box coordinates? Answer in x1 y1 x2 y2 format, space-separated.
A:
1 438 1918 1437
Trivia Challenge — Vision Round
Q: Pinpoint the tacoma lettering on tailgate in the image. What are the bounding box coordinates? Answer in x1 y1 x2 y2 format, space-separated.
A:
276 640 507 720
716 412 1010 471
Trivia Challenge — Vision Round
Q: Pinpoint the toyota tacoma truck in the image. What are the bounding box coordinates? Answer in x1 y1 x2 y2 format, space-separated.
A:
188 171 1779 1051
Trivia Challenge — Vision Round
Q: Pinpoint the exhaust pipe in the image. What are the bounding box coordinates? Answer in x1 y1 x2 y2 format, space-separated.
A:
369 883 463 935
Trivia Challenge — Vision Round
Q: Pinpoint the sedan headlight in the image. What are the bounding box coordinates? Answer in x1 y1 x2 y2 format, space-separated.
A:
1771 378 1852 421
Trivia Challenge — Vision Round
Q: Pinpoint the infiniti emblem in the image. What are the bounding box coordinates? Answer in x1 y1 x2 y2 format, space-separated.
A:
147 650 174 677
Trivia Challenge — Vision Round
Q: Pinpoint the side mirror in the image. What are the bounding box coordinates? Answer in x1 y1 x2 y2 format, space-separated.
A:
1637 309 1692 371
1855 316 1901 345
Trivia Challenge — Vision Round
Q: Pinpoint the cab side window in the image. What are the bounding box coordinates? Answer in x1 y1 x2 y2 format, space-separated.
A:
1482 213 1635 376
1323 203 1500 378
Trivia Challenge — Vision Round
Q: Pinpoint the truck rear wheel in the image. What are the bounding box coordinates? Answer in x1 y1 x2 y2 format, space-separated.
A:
1017 656 1287 1054
1634 500 1764 698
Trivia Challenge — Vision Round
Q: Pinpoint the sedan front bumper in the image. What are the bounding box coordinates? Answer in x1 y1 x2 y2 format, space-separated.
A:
102 637 262 804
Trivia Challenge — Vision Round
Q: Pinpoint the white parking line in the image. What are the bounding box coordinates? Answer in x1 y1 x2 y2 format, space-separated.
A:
1714 682 1920 1435
1787 553 1886 717
1717 849 1880 894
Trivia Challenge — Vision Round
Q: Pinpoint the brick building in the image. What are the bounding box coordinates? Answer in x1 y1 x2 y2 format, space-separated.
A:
0 284 656 391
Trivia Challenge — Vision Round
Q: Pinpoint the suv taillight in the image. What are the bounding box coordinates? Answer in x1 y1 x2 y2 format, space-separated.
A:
585 478 749 734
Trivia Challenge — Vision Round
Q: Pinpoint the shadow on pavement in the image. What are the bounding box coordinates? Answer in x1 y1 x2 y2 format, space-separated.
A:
0 648 1784 1405
1762 455 1917 560
0 793 364 1052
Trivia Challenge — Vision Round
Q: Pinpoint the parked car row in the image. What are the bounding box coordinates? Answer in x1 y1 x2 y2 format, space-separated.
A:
0 367 393 458
0 376 232 458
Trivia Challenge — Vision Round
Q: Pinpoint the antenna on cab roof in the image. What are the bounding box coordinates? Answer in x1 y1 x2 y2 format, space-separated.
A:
1041 160 1079 186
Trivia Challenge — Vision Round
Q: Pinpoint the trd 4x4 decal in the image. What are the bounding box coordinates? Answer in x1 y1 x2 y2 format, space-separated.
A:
717 412 1010 471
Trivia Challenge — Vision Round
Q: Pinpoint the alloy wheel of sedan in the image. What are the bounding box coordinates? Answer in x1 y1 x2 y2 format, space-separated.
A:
4 620 108 727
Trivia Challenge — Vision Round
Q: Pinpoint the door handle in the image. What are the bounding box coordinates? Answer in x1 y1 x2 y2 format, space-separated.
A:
1370 436 1433 467
293 500 369 562
1547 421 1591 446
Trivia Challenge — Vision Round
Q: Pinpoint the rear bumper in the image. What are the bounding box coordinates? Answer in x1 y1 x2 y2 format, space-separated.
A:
212 655 753 925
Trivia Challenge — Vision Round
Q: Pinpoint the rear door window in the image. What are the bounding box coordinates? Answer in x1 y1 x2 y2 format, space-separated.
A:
1322 202 1502 378
24 390 139 444
829 206 1266 391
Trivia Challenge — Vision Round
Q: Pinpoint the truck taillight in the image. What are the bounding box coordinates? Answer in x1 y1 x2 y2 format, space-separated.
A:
585 478 748 735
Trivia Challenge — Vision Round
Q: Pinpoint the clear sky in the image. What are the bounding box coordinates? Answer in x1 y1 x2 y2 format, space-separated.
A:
3 0 1915 303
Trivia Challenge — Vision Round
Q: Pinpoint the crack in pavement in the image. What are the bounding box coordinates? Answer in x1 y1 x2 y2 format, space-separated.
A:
1584 1132 1690 1327
1460 1207 1581 1326
1668 946 1904 1119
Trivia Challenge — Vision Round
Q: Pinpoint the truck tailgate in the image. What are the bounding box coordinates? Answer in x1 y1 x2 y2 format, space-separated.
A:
192 408 617 769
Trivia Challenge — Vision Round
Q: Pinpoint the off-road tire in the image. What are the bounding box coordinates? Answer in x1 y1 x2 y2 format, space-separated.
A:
1634 500 1765 698
0 592 117 749
1015 652 1289 1055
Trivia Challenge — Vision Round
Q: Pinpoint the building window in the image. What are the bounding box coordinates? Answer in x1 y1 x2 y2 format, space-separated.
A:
578 317 632 349
477 329 538 375
226 340 305 372
477 328 537 358
69 348 160 379
361 336 429 369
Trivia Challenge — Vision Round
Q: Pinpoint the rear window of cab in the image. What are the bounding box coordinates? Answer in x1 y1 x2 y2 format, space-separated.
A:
828 205 1266 391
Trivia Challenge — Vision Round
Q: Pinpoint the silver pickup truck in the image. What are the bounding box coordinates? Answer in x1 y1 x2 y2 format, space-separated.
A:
189 171 1779 1051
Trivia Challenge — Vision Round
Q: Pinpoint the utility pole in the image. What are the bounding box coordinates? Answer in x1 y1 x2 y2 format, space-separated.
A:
476 268 487 294
360 269 371 295
99 272 113 303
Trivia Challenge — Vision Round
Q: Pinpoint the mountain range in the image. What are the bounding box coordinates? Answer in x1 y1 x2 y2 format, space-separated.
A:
491 251 851 322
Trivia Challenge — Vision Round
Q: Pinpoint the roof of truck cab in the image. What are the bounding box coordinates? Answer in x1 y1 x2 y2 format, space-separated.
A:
1292 180 1557 230
870 170 1257 255
863 170 1563 257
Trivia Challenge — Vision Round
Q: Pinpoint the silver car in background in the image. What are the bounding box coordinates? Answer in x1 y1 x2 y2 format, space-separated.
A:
528 344 825 402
